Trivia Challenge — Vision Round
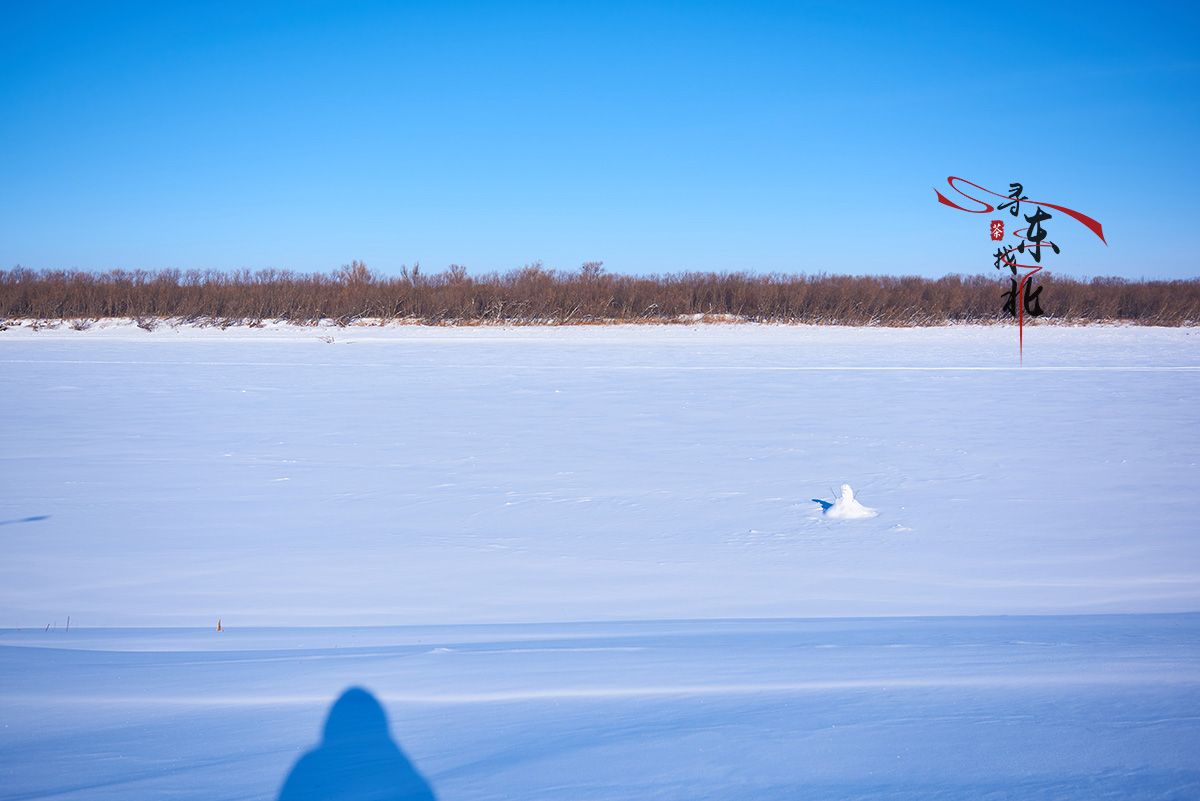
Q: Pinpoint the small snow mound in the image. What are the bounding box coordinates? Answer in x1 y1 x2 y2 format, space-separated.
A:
825 484 878 519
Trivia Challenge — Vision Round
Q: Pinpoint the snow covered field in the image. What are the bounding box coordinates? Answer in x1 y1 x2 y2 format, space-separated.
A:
2 322 1199 799
3 615 1198 800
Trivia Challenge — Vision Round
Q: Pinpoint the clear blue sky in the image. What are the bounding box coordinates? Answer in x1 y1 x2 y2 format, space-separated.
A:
2 0 1196 280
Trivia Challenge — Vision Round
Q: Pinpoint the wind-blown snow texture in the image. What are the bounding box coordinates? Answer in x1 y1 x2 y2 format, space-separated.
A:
2 322 1199 799
2 617 1198 800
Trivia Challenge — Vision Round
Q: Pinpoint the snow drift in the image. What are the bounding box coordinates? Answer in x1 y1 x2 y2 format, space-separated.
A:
823 483 878 519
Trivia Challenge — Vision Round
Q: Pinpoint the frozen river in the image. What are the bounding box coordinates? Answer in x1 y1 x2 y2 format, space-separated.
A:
2 322 1198 798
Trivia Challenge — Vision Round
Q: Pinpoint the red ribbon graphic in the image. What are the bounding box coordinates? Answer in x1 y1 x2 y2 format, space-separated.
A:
934 176 1107 245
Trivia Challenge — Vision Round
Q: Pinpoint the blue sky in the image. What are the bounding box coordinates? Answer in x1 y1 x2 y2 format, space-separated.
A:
1 0 1196 280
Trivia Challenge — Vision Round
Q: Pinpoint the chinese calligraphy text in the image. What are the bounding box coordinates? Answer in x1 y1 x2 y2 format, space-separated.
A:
934 176 1106 359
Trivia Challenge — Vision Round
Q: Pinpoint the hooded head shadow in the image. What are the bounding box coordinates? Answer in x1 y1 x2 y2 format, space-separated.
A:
278 687 437 801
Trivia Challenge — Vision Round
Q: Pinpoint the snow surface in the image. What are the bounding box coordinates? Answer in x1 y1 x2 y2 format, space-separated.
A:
3 321 1198 626
2 616 1199 800
3 322 1199 799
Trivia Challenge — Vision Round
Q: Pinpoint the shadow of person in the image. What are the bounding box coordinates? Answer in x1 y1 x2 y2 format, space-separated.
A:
278 687 437 801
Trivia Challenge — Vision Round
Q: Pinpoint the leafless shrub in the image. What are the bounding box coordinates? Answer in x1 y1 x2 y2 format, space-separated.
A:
1 263 1197 326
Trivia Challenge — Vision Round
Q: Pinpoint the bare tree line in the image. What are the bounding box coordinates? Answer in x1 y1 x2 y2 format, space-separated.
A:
2 262 1198 326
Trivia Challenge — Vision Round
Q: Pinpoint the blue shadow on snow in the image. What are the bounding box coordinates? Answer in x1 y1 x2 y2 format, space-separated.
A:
278 687 437 801
0 515 50 526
